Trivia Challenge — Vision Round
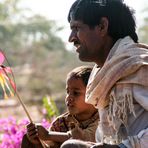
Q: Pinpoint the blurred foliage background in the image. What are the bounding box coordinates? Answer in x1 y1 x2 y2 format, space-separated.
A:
0 0 87 119
0 0 147 121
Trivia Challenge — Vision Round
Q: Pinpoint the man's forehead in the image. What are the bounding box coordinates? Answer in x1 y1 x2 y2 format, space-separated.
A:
70 20 84 26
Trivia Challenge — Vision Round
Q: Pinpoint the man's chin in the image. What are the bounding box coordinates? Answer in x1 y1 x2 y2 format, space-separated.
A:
79 55 89 62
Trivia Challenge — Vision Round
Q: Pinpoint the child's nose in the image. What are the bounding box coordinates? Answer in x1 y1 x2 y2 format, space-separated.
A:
67 94 74 102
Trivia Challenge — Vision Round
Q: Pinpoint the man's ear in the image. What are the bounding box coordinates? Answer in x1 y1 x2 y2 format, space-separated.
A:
97 17 109 36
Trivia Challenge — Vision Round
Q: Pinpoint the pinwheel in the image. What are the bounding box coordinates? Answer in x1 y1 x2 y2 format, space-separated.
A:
0 50 46 148
0 52 16 99
0 50 33 121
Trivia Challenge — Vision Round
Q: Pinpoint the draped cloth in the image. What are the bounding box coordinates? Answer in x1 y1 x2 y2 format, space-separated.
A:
85 36 148 140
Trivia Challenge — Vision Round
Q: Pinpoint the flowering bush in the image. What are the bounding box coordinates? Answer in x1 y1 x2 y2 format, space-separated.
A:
0 117 51 148
0 95 58 147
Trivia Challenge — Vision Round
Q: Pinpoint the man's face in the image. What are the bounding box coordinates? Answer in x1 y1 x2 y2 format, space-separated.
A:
69 19 107 66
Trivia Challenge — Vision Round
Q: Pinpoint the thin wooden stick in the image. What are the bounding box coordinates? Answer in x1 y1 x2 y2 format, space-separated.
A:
15 90 33 122
15 90 46 148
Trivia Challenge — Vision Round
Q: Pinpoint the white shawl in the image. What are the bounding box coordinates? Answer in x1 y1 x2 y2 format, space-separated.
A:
85 36 148 130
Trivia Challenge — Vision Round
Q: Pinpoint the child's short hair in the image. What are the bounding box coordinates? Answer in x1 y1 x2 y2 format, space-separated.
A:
66 66 93 86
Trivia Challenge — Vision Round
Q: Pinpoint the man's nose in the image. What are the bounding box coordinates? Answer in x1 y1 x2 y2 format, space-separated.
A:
68 31 77 42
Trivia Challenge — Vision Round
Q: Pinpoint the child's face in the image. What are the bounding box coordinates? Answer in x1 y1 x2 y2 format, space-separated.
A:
65 77 95 117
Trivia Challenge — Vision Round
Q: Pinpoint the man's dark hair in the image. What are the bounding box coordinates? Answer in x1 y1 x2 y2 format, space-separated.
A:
68 0 138 42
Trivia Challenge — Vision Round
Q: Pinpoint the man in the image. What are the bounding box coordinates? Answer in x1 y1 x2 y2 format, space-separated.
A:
61 0 148 148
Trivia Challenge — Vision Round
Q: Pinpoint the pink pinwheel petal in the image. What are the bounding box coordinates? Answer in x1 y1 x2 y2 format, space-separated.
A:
3 67 12 73
0 51 5 64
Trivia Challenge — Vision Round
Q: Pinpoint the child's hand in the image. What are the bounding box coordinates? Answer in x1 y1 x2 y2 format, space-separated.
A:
37 125 49 140
26 122 40 144
70 123 84 140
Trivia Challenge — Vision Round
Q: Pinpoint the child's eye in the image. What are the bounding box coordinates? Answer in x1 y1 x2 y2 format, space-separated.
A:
73 91 81 96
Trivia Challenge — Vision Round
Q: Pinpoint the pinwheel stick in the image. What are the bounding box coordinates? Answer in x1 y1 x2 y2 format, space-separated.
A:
2 67 46 148
15 90 33 123
15 90 46 148
16 89 47 147
0 51 46 148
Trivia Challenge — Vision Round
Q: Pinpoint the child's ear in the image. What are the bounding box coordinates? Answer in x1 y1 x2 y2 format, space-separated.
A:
97 17 109 36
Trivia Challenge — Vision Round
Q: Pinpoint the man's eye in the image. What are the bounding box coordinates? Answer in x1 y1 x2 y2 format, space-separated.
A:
75 26 80 31
75 27 79 30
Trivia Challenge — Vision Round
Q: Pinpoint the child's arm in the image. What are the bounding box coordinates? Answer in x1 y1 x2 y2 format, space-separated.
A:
37 125 71 143
26 122 41 144
26 122 70 144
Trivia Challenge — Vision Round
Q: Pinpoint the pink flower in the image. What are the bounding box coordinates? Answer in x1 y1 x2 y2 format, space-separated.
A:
0 117 51 148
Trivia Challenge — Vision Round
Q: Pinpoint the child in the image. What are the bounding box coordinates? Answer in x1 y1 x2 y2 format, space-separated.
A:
21 66 99 148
